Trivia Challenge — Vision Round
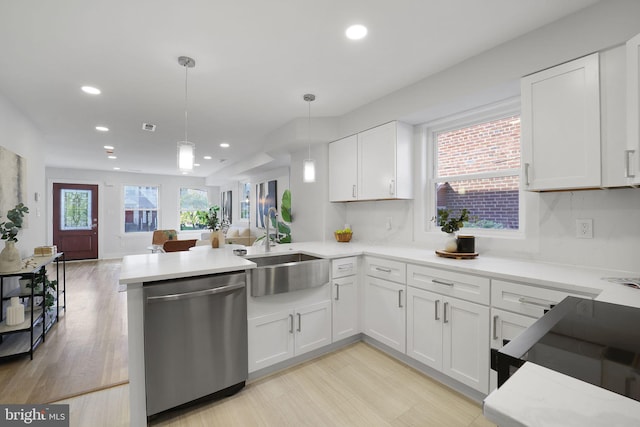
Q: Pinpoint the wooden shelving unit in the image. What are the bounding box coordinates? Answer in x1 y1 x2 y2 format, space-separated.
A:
0 253 66 361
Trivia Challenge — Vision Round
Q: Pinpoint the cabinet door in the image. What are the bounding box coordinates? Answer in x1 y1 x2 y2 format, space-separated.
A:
489 308 537 391
521 53 601 191
628 33 640 184
329 135 358 202
332 276 359 342
294 300 332 356
358 122 397 200
442 297 490 394
406 287 442 370
248 309 294 372
363 276 406 352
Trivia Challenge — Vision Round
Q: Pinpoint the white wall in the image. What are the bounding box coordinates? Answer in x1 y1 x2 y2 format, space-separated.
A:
45 167 217 258
290 0 640 272
0 95 47 261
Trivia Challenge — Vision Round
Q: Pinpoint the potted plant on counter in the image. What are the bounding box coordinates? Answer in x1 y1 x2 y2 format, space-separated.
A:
435 208 475 253
0 203 29 272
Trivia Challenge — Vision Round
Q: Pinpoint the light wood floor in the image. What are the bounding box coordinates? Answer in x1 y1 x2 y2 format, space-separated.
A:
56 342 495 427
0 259 128 404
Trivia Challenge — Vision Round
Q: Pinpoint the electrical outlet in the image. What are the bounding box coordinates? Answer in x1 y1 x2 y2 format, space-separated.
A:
576 219 593 239
385 217 392 230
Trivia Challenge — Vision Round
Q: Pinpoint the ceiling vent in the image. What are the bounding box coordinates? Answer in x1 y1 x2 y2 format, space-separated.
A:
142 123 157 132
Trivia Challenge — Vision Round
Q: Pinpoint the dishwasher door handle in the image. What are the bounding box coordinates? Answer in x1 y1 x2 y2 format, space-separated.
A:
146 282 245 303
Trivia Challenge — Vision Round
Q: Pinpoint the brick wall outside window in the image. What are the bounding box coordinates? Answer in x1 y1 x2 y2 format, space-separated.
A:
435 115 520 230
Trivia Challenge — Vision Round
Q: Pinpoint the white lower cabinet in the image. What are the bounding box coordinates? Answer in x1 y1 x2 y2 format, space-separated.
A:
248 300 331 372
407 286 490 393
489 308 537 391
332 275 359 341
363 276 406 352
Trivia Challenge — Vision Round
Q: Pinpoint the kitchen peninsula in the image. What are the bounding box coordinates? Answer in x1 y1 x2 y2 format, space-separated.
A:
120 242 640 426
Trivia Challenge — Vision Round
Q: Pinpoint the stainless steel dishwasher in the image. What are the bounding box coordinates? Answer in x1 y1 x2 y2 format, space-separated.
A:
143 271 247 417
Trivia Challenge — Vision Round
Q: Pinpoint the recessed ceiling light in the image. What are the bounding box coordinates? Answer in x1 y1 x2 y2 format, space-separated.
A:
103 145 114 150
203 155 212 160
346 24 367 40
81 86 101 95
108 155 117 159
220 142 230 148
194 163 200 167
95 126 109 132
182 171 188 175
113 167 120 170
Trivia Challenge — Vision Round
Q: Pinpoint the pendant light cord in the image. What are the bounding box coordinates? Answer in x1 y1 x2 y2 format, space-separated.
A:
184 64 189 143
307 99 311 159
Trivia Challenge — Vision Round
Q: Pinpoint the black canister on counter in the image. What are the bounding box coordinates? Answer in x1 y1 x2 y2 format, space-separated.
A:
457 235 475 253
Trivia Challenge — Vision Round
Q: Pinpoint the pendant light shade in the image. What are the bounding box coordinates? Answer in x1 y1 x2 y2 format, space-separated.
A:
303 93 316 183
177 56 195 172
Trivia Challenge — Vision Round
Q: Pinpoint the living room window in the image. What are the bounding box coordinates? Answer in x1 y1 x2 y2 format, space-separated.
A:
179 188 209 231
124 185 159 233
427 102 521 232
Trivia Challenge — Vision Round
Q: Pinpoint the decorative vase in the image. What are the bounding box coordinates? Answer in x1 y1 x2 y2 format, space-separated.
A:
0 241 22 273
457 235 476 253
210 230 225 248
444 233 458 252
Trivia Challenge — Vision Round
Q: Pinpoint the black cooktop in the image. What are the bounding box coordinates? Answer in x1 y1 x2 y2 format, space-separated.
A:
498 297 640 401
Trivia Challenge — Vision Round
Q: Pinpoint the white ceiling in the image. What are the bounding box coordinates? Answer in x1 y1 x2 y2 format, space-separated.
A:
0 0 599 179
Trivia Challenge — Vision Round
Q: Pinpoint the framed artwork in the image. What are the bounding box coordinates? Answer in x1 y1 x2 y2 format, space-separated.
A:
221 190 232 224
0 146 27 222
255 179 277 228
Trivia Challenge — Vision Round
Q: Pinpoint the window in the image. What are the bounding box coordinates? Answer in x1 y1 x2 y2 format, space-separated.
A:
428 105 521 231
179 188 209 231
124 186 159 233
240 183 250 220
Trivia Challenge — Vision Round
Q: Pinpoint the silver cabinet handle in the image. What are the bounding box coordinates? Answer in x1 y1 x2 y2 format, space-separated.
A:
297 312 302 332
352 185 357 198
518 297 552 309
443 302 449 323
335 283 340 301
493 315 499 340
289 314 294 334
398 289 403 308
524 163 531 186
375 266 392 273
337 264 353 271
625 150 636 178
432 279 454 287
389 180 395 196
435 300 440 321
146 282 245 303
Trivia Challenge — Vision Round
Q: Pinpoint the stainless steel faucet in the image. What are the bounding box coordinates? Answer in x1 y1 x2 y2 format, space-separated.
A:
265 207 278 252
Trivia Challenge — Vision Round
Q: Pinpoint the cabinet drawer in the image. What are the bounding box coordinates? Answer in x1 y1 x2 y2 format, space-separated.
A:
407 264 490 305
332 257 358 279
491 280 592 318
364 257 406 284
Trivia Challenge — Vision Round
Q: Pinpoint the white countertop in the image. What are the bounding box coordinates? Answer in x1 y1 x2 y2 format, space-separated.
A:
119 241 640 307
483 362 640 426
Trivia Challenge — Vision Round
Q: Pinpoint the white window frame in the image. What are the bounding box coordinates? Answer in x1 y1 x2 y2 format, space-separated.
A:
178 187 210 231
123 184 160 234
423 97 524 238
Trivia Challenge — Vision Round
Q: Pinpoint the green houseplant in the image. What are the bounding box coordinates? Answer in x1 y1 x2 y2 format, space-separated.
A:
435 208 472 253
0 203 29 272
27 275 57 312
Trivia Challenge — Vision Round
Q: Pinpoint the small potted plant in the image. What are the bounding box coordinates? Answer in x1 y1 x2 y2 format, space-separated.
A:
206 206 226 248
435 208 474 253
0 203 29 272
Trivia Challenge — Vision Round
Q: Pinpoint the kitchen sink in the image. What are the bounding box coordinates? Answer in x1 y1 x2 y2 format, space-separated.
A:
246 253 330 296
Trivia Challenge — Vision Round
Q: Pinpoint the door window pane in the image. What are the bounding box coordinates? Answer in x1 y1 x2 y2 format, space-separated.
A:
60 189 92 230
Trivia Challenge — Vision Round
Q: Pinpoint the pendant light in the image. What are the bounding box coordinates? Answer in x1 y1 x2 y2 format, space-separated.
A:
177 56 195 172
303 93 316 183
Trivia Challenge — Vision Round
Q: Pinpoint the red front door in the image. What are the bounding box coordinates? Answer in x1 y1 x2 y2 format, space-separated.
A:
52 183 99 260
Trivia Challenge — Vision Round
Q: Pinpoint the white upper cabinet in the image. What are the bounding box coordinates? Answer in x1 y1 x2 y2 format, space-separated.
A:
328 121 413 202
329 134 358 201
627 33 640 184
358 121 413 200
521 53 601 191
